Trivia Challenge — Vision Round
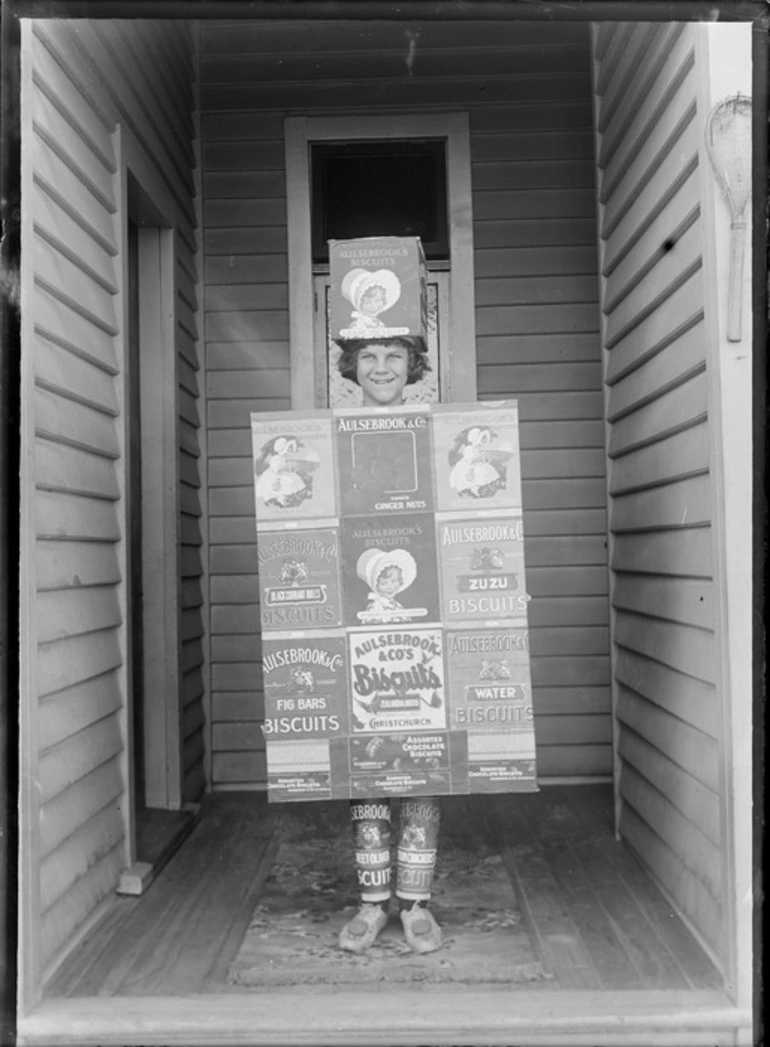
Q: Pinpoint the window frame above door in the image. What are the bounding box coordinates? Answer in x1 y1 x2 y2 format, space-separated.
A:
284 112 477 409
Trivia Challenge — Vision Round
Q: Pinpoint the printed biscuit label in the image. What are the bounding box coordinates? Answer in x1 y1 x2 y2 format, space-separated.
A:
349 732 450 776
340 513 439 628
431 402 522 513
258 527 342 631
335 406 433 516
445 627 532 732
347 627 446 735
251 412 336 526
438 515 529 623
466 731 538 793
263 634 348 739
266 738 333 801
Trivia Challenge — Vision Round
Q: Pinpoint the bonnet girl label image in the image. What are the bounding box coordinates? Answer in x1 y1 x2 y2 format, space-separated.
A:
257 527 342 631
431 402 522 513
340 513 439 627
334 406 433 517
251 412 337 527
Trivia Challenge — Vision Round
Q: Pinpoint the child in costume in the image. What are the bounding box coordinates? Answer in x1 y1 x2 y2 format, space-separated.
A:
335 336 443 956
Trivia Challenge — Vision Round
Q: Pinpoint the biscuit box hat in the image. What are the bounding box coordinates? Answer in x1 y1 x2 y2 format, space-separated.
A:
329 236 428 346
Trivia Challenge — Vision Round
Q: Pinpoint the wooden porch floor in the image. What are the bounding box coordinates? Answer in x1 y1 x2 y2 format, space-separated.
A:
47 783 724 999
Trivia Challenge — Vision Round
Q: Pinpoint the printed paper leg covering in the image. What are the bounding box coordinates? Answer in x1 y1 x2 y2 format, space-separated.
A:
395 797 440 902
350 799 393 904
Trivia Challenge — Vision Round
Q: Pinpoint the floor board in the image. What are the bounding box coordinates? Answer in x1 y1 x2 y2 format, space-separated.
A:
135 807 197 867
46 785 723 999
501 838 600 989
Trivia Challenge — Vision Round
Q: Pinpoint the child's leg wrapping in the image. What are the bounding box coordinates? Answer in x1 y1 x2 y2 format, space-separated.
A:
339 799 392 953
395 796 440 903
350 798 392 904
396 797 443 953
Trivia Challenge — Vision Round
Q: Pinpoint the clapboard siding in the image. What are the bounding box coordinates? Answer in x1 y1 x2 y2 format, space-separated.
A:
21 19 199 985
593 23 724 966
38 673 124 753
201 20 609 787
25 24 125 971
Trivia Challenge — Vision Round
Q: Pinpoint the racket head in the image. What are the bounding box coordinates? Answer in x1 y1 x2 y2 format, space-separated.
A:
705 94 752 216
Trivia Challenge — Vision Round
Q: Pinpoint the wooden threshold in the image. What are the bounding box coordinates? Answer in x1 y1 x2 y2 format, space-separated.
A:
18 988 749 1047
118 805 200 895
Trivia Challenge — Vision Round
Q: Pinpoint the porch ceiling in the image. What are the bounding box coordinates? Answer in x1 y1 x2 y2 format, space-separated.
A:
199 19 592 112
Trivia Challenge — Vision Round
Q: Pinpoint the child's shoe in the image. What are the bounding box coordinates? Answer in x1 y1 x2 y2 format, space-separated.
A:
400 901 443 954
338 903 389 953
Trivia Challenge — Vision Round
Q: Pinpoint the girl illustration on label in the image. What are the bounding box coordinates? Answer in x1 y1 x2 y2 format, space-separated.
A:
341 268 404 337
254 435 319 508
356 547 419 623
447 426 512 499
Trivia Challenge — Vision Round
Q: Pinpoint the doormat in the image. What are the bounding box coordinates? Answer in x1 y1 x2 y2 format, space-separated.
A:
227 803 551 988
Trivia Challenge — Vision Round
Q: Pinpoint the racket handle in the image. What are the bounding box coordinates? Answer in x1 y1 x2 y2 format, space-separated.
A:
727 219 746 342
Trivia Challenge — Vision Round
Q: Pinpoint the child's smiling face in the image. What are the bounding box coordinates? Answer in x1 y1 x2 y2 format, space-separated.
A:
356 343 409 406
376 565 403 597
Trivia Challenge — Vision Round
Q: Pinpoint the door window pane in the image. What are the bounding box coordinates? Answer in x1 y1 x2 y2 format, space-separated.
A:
311 140 448 264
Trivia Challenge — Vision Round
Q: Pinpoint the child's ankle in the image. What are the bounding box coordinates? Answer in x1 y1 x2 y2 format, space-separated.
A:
398 897 428 911
362 899 390 913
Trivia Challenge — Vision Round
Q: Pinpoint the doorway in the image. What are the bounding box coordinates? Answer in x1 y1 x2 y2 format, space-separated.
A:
123 175 187 874
310 136 451 407
284 112 478 410
127 217 147 817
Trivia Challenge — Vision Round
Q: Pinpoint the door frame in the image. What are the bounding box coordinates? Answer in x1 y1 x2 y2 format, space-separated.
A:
284 111 477 409
118 132 182 854
692 24 755 1013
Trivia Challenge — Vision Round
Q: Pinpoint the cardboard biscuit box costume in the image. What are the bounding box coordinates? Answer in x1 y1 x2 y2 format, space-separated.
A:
252 400 538 803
